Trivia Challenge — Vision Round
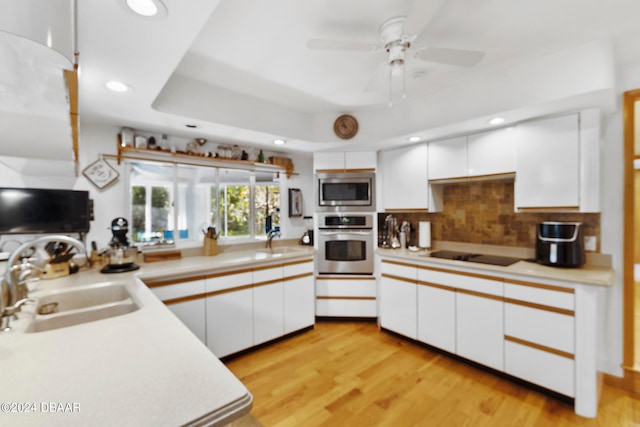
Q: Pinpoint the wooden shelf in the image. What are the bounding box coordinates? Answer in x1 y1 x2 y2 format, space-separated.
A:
110 146 287 175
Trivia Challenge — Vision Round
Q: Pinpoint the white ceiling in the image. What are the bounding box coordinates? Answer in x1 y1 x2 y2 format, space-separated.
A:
71 0 640 152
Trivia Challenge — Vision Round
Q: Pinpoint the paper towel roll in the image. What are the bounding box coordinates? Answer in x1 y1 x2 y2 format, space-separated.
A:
419 221 431 248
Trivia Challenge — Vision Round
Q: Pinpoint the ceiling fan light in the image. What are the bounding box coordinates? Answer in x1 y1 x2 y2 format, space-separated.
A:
390 60 404 77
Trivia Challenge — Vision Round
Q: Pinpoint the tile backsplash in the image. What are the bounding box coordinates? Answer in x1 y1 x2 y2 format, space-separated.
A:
378 180 600 251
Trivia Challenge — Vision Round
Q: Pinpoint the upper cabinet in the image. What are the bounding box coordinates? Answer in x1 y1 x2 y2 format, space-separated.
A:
427 136 467 181
314 151 377 172
428 130 516 182
379 143 430 211
514 110 600 212
467 128 516 177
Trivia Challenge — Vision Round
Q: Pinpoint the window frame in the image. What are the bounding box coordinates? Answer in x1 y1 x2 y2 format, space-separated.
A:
125 159 282 247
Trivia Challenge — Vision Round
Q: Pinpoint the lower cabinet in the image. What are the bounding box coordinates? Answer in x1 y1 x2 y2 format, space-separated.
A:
148 278 207 344
206 287 254 358
379 257 593 416
147 257 315 359
456 291 503 371
284 261 315 333
417 282 455 354
166 300 207 344
503 279 576 397
380 260 417 339
315 277 377 317
252 265 284 346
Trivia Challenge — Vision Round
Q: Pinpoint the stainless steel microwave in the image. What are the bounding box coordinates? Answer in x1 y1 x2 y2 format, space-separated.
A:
315 172 376 212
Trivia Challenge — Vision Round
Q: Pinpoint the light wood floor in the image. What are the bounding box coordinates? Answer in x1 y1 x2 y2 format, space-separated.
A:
225 321 640 427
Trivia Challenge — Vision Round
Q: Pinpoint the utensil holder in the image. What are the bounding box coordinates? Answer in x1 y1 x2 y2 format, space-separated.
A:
204 237 218 256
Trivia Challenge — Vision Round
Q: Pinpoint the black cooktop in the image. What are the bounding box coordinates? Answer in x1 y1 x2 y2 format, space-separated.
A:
428 250 522 267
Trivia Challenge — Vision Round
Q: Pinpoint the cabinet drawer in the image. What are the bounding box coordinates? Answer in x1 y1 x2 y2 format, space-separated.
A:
505 340 574 397
418 267 502 297
206 271 252 293
253 265 283 284
505 281 574 310
505 303 574 354
316 298 377 317
381 261 417 280
150 280 205 302
284 260 313 277
316 279 376 297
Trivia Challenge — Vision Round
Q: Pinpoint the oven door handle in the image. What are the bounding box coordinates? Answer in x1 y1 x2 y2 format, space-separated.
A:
319 230 372 236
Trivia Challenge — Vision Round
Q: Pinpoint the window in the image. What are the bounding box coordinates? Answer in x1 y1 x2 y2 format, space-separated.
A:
128 160 281 245
255 171 281 235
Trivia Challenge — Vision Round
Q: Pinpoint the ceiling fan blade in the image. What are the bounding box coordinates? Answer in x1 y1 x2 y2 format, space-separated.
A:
416 47 485 67
403 0 447 36
306 39 377 52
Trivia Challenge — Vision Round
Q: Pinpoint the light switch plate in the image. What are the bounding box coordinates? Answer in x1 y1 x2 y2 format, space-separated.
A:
584 235 597 251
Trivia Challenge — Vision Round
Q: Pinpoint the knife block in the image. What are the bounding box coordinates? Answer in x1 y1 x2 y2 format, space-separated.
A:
204 237 218 256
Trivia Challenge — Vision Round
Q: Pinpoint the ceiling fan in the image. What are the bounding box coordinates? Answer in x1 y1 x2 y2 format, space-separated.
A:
305 0 485 105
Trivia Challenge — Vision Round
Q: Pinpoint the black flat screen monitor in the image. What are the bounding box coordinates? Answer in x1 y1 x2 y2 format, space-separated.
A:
0 188 90 234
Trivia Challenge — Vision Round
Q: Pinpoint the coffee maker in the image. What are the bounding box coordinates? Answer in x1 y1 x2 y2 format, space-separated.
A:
300 216 313 246
101 217 140 273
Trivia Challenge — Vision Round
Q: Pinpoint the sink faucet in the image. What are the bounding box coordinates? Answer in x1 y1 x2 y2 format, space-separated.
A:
1 235 88 330
266 229 281 249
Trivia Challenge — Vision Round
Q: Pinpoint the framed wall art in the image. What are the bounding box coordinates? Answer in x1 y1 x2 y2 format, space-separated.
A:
83 157 119 189
288 188 303 217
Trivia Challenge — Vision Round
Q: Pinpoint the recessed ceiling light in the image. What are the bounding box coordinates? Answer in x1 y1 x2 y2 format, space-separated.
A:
122 0 167 18
185 124 199 129
489 117 505 125
273 139 286 145
407 136 422 142
106 81 131 92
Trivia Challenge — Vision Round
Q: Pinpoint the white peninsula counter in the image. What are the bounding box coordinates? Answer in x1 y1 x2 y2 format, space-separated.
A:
0 246 313 427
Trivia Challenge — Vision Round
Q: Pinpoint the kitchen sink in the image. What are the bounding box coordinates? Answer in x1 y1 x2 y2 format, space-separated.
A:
26 282 140 333
254 247 309 259
257 247 307 255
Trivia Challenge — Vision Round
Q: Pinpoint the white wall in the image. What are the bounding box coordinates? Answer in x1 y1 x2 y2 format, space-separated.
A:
0 122 315 251
598 108 625 376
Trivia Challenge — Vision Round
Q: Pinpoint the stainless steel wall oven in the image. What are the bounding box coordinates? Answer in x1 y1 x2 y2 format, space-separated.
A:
317 213 374 275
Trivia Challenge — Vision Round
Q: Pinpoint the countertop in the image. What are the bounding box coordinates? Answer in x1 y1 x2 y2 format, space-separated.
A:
0 246 313 427
377 248 614 287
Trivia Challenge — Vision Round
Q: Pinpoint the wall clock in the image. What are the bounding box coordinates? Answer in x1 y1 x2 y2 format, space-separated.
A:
334 114 358 139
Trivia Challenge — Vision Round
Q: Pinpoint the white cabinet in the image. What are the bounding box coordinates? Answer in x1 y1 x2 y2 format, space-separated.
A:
379 143 429 211
456 292 504 371
417 270 456 353
205 271 254 358
503 279 576 397
314 151 376 171
315 277 377 317
416 265 504 371
147 257 315 359
428 136 467 180
380 261 417 339
428 130 516 182
252 266 284 345
515 114 580 210
149 278 207 344
283 261 315 334
467 127 516 177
